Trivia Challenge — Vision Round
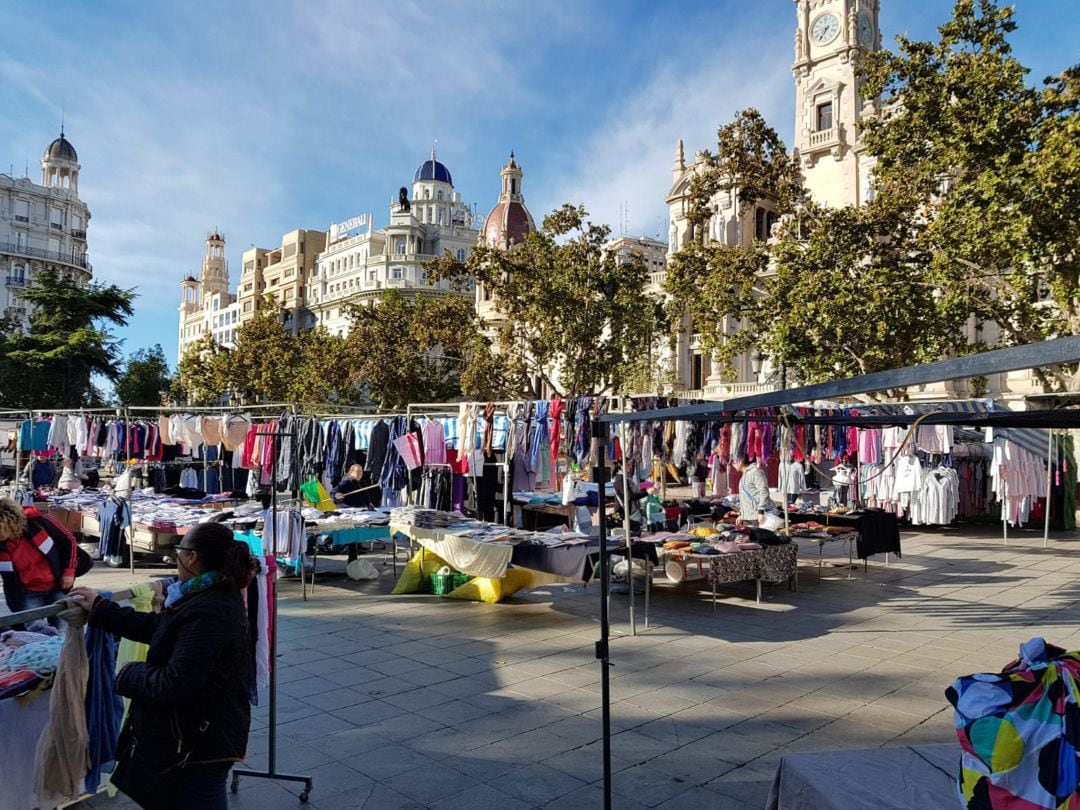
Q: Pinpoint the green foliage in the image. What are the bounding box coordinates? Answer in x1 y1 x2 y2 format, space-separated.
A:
686 109 805 230
114 344 172 406
667 2 1080 393
427 204 663 397
342 290 509 409
173 334 230 406
767 203 970 385
860 0 1080 389
0 269 135 409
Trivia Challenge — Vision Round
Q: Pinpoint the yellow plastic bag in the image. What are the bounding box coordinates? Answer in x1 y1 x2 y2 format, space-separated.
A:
444 567 534 603
391 550 450 594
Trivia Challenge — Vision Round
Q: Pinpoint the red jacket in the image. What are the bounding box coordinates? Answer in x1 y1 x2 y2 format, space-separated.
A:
0 507 77 592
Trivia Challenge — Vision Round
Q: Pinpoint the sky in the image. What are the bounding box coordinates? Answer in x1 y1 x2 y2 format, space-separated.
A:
2 0 1077 368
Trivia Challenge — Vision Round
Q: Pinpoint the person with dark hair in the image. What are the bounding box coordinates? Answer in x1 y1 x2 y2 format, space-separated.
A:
733 453 779 524
67 523 256 809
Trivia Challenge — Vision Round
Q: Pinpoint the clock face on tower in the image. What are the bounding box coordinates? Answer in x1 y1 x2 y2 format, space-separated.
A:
810 13 840 45
858 14 874 45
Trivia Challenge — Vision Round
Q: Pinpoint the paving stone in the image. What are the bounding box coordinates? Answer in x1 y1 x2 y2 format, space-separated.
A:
488 763 589 805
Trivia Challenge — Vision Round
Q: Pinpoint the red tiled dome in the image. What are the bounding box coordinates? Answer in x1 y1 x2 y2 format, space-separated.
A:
483 200 534 249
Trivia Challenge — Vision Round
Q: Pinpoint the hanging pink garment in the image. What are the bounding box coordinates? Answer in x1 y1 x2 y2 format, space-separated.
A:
549 398 564 473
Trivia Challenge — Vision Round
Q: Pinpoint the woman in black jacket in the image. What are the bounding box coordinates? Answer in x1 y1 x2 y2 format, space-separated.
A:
69 523 256 809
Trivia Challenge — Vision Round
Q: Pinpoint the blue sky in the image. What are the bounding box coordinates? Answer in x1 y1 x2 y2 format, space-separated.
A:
2 0 1076 368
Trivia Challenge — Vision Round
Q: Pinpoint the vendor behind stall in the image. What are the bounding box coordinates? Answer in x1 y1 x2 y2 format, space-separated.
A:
733 453 779 525
333 464 372 508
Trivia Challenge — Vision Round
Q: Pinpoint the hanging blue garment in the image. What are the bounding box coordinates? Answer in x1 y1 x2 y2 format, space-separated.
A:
380 416 409 508
84 590 123 793
528 400 549 469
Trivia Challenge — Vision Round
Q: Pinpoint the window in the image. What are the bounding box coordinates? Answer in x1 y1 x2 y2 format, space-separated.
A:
50 207 63 230
456 249 466 262
12 264 25 283
816 101 833 131
691 353 703 391
283 243 296 258
243 283 252 292
437 190 444 201
270 278 279 286
395 238 406 255
392 267 403 280
755 208 767 241
424 189 430 200
14 200 28 222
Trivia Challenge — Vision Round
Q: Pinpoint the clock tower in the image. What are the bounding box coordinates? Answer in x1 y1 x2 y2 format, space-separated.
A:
793 0 880 208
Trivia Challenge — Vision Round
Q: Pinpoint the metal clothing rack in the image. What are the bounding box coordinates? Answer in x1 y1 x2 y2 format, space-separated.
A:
232 426 313 802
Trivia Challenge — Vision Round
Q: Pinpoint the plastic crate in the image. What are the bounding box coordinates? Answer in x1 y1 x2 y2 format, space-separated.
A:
430 572 455 595
451 572 472 590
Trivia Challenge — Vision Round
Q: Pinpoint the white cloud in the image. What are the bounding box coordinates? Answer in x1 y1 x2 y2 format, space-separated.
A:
546 31 795 241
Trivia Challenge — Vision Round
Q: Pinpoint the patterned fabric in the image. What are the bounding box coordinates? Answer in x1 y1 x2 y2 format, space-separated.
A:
706 542 797 585
164 570 223 608
946 638 1080 809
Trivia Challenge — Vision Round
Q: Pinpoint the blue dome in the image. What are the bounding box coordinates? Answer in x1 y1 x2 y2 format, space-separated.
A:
414 158 453 186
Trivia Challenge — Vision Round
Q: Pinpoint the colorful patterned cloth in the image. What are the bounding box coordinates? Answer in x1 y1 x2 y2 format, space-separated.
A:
946 637 1080 808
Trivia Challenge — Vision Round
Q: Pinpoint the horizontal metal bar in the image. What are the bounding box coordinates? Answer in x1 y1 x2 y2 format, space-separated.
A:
600 337 1080 424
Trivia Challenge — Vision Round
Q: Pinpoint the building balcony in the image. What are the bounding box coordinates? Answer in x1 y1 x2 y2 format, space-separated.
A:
6 275 27 287
703 380 781 397
808 127 838 148
0 241 92 273
71 229 86 240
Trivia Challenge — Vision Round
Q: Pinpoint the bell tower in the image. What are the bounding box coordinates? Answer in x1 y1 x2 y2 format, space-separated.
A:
792 0 880 208
200 231 229 297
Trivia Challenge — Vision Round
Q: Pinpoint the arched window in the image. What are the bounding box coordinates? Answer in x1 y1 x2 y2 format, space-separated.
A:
437 190 444 201
424 189 430 200
12 264 25 283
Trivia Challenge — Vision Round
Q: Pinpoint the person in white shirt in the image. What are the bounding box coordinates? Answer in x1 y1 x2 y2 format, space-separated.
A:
734 454 779 524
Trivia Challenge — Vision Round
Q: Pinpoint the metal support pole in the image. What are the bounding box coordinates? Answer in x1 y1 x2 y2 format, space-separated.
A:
620 423 636 636
124 408 136 576
232 427 311 801
1044 430 1054 548
592 419 612 810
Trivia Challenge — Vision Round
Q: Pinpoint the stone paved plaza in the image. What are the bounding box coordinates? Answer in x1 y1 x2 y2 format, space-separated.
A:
67 524 1080 809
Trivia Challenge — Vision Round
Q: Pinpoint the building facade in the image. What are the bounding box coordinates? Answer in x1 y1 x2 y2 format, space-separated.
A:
307 152 479 336
0 132 92 325
663 0 879 396
792 0 880 208
178 232 238 357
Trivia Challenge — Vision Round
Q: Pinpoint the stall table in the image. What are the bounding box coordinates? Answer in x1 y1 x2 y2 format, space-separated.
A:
766 744 958 809
308 525 392 589
657 542 798 607
783 510 901 560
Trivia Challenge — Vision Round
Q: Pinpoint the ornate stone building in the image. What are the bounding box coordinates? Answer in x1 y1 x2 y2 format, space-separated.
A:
307 150 479 336
664 0 880 396
1 131 92 326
